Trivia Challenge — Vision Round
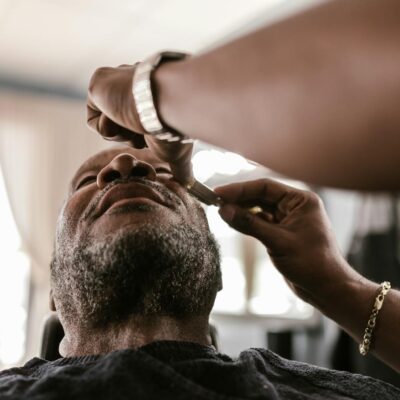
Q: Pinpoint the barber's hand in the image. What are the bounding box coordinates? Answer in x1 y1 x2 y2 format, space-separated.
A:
214 179 352 306
145 138 194 184
87 64 146 146
87 64 193 184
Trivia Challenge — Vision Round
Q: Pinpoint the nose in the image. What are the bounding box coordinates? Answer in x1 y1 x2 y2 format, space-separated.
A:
97 153 157 190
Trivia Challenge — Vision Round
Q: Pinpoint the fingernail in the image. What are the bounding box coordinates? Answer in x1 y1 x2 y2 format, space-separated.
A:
219 204 235 221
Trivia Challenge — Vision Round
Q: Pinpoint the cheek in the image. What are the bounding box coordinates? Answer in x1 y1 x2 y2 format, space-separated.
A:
58 191 94 240
189 203 209 230
163 180 190 203
171 185 208 227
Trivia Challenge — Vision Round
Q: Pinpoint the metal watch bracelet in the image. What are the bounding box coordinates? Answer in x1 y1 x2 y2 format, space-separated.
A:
132 51 193 143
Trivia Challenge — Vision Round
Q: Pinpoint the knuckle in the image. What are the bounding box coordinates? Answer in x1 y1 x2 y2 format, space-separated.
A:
307 191 323 207
254 178 270 195
255 178 269 186
88 67 113 93
86 116 98 132
233 210 254 232
93 66 113 78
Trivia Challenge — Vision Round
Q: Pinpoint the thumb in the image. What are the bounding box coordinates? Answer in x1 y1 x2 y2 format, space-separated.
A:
169 159 194 185
219 204 283 249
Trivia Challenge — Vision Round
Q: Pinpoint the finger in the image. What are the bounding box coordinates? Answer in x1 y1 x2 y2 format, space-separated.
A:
163 142 194 184
99 116 135 141
87 66 143 133
218 204 284 249
127 134 147 149
145 138 193 161
87 67 114 108
145 137 194 184
169 159 194 184
255 211 276 223
87 103 101 131
87 107 147 148
214 178 298 206
100 118 147 149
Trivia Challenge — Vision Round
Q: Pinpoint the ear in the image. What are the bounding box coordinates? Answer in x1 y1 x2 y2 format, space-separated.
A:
49 290 56 312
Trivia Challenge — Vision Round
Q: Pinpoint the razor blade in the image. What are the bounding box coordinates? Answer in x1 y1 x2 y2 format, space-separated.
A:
186 179 264 215
186 179 222 206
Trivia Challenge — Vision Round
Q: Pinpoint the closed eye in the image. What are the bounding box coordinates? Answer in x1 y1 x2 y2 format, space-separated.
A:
76 175 97 190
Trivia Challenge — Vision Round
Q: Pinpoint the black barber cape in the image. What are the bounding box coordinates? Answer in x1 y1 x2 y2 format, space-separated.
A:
0 341 398 399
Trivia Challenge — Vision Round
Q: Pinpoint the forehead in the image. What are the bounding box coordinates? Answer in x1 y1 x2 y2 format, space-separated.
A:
71 146 168 183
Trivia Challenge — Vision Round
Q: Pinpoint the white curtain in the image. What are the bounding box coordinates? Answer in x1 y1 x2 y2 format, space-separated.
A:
0 89 109 284
0 89 109 358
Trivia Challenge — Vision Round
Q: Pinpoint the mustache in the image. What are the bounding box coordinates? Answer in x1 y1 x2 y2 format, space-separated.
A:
81 177 181 221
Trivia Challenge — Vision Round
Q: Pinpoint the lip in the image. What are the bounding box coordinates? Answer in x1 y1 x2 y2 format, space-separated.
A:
105 197 160 214
93 182 171 218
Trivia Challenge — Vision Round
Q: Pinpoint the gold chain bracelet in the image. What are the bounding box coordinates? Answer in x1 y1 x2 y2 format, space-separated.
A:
359 281 391 356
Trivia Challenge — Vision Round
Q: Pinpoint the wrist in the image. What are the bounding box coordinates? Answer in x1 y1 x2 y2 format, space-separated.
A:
310 261 380 340
291 256 358 308
133 52 189 142
153 59 186 136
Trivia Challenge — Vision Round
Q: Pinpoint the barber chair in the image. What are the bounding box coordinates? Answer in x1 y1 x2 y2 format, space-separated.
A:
40 313 65 360
40 313 219 361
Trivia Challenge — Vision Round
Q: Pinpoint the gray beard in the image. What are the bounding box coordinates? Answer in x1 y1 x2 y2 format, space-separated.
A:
51 220 221 329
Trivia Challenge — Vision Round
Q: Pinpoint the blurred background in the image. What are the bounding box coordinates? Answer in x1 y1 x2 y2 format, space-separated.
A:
1 0 399 387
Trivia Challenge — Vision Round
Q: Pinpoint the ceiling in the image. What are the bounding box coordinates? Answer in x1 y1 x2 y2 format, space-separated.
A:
0 0 320 96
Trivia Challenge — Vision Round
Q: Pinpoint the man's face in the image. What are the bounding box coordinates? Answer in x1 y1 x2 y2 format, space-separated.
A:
64 146 203 243
51 146 221 329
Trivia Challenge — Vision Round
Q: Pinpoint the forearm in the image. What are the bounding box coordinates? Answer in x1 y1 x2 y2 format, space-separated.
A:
155 0 400 190
313 264 400 371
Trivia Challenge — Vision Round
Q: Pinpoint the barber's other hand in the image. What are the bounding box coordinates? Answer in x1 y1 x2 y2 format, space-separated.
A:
214 179 352 306
87 64 193 184
145 138 194 184
87 64 146 147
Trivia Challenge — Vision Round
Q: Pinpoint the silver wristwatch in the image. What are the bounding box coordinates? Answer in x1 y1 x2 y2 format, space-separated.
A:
132 51 192 143
133 51 222 206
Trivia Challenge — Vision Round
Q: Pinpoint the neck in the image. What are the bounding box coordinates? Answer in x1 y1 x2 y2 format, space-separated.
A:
60 315 212 357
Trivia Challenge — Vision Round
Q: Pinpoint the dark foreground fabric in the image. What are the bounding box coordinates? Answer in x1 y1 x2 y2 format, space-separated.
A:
0 341 398 399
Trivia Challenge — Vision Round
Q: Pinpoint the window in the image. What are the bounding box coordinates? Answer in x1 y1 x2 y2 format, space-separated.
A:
0 166 30 368
192 145 313 320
